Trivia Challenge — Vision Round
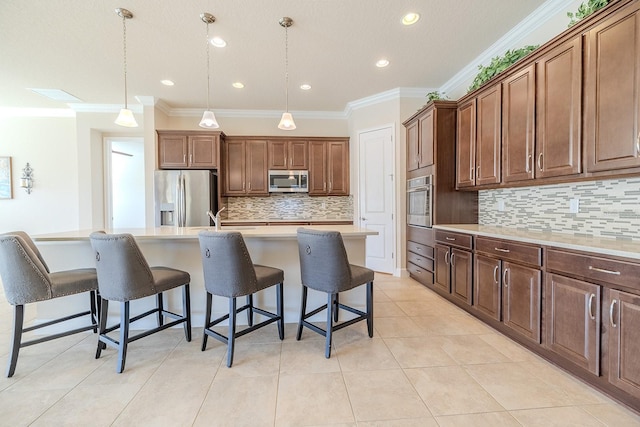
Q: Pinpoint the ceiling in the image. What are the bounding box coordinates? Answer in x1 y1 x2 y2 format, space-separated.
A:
1 1 549 113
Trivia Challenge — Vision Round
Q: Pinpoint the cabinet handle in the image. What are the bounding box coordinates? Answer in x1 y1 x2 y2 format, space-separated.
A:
503 268 509 287
494 247 510 253
537 153 543 171
470 167 474 182
493 265 499 284
450 252 455 266
323 182 326 191
588 293 596 320
610 299 618 328
445 251 450 265
445 237 456 241
526 154 532 173
329 181 332 191
285 155 288 167
588 266 621 275
183 154 186 163
190 153 193 164
476 166 480 178
242 182 245 191
636 132 640 156
248 182 251 191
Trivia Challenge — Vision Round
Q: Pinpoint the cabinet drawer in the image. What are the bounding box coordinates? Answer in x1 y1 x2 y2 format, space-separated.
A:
407 241 434 259
407 262 434 285
476 237 542 267
546 249 640 289
407 226 434 246
407 250 434 271
435 230 473 250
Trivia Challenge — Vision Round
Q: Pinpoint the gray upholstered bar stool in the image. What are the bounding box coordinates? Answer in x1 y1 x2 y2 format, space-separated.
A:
0 231 98 377
89 232 191 373
198 231 284 367
296 228 374 358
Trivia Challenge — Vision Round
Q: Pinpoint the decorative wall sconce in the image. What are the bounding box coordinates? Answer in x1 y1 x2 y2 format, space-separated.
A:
20 163 34 194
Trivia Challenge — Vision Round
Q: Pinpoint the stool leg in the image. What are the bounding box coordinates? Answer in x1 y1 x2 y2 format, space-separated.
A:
334 293 340 322
246 294 253 327
6 305 24 378
183 284 191 342
276 283 284 340
296 285 308 341
227 297 237 367
156 293 164 327
89 290 98 333
96 298 109 359
117 301 130 374
366 281 374 338
325 293 334 358
202 292 212 351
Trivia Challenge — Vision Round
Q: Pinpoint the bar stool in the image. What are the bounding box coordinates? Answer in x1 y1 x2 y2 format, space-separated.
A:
296 228 374 358
89 232 191 373
0 231 98 377
198 231 284 367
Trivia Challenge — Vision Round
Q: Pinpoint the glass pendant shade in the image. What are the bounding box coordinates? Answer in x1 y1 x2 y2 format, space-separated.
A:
115 108 138 127
278 112 296 130
199 110 220 128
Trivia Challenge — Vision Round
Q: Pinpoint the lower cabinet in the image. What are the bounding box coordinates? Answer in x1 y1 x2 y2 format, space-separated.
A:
474 254 501 320
607 289 640 397
502 261 542 344
407 226 435 286
434 230 473 306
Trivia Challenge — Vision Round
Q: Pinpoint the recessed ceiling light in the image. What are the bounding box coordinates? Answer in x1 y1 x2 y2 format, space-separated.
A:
232 82 245 89
376 59 390 68
161 80 175 86
211 37 227 47
300 84 311 90
402 12 420 26
28 88 82 102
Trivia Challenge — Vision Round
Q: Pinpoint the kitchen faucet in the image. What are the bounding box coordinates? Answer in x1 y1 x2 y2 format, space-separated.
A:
206 207 226 231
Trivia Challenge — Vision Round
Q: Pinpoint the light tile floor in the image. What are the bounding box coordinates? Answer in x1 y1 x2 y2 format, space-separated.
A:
0 274 639 426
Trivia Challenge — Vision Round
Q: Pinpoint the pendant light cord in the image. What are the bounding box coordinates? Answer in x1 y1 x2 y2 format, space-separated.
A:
121 13 128 109
205 20 211 111
284 24 289 112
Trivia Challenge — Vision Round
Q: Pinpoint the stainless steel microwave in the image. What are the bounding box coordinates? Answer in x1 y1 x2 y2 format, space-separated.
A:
268 170 309 193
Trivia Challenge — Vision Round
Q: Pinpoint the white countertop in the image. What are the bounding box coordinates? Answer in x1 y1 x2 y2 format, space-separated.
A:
33 224 376 242
433 224 640 260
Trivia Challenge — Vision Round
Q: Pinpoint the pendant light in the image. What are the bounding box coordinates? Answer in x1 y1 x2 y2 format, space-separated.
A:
199 13 220 129
114 8 138 127
278 17 296 130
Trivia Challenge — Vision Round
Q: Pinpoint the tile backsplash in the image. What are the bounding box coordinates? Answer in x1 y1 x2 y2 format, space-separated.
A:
479 177 640 240
225 194 353 221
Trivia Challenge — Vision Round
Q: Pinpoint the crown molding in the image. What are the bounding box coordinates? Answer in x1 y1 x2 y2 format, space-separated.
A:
440 0 576 96
344 87 432 117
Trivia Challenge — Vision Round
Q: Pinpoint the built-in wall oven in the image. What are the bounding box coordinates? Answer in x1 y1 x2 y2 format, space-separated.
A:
407 175 433 227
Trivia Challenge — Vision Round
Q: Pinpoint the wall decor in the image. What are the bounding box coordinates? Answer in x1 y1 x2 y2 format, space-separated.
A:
0 157 12 199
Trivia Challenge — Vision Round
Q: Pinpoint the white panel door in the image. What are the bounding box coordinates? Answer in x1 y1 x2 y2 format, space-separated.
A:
359 126 395 273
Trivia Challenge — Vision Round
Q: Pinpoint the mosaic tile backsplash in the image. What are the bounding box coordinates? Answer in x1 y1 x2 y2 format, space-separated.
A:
225 194 353 221
479 177 640 240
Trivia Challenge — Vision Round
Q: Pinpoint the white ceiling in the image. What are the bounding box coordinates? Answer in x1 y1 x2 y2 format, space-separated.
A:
1 1 551 113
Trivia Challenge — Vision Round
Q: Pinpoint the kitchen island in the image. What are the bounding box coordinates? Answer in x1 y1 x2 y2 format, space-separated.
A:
32 225 377 328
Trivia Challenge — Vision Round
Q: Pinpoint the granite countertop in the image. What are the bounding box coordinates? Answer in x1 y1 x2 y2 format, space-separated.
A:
432 224 640 261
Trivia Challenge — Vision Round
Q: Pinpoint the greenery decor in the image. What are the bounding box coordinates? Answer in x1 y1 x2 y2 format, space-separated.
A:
567 0 609 27
468 45 539 92
426 91 448 102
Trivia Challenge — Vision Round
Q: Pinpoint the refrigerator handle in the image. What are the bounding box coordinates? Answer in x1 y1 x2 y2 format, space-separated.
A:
181 174 187 227
178 174 187 227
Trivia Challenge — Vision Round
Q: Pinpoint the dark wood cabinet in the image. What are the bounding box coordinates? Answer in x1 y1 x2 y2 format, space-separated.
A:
406 120 420 172
451 248 473 305
268 140 308 170
474 254 501 321
456 84 501 188
308 139 349 196
434 230 473 306
545 273 600 375
608 289 640 398
222 138 268 196
406 107 435 171
407 226 435 286
502 261 542 344
157 130 222 169
585 1 640 173
434 243 451 293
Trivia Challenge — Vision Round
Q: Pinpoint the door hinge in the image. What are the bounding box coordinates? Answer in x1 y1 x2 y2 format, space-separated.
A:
392 252 394 259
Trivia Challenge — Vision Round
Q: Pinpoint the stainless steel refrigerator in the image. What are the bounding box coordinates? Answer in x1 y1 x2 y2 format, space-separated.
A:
154 170 218 227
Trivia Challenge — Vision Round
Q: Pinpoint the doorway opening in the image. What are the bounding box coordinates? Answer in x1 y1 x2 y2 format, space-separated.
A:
104 137 145 229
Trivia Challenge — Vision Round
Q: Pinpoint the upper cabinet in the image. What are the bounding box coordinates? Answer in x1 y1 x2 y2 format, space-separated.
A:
584 1 640 173
268 139 308 170
457 84 502 188
222 138 268 196
406 107 435 171
308 139 349 196
157 130 223 169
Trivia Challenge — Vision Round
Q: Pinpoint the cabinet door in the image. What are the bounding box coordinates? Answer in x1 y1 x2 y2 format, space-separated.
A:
434 244 450 293
418 109 434 167
308 141 327 195
456 99 476 188
406 120 419 172
608 289 640 397
451 248 473 306
545 274 601 375
224 140 246 195
268 140 288 170
246 140 268 195
158 134 188 169
502 261 541 343
474 254 501 320
502 64 535 183
189 135 218 169
327 140 349 195
536 36 582 178
585 3 640 172
289 140 308 169
476 84 502 186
